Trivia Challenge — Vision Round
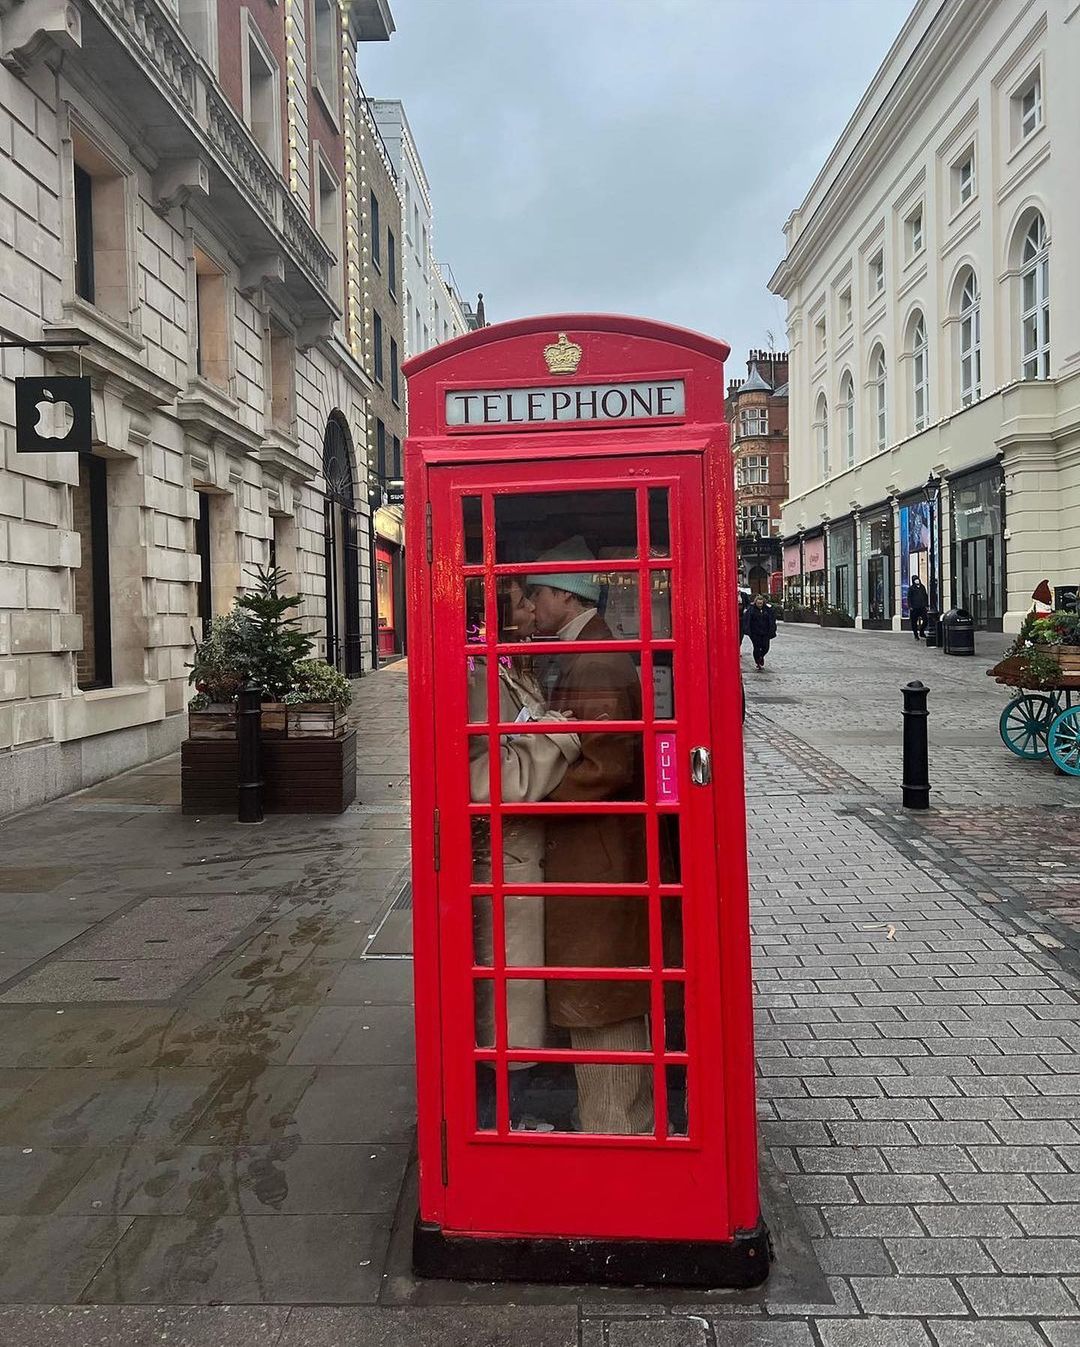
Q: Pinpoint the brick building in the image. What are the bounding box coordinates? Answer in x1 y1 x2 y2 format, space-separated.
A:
0 0 395 817
726 350 790 595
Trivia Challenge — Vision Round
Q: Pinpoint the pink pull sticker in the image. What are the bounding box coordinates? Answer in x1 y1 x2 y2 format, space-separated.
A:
656 732 679 804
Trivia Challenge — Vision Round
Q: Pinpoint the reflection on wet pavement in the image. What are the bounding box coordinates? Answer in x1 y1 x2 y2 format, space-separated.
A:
0 666 413 1304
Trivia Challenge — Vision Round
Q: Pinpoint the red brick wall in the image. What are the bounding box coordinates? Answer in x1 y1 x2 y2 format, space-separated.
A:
216 0 288 169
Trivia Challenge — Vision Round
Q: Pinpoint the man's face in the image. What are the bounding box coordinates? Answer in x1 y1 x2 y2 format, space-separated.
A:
754 596 765 608
507 580 535 639
530 584 575 636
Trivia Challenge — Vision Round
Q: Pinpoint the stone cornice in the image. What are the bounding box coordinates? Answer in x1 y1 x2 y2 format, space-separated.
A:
770 0 990 295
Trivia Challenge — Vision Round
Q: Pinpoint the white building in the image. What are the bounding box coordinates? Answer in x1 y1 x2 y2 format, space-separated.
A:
0 0 393 818
769 0 1080 632
370 99 469 361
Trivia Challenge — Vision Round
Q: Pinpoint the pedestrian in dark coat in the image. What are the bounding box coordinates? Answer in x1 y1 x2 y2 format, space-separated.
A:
742 595 777 670
908 575 929 640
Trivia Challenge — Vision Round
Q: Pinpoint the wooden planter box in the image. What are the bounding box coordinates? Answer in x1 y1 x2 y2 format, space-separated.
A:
287 702 348 738
820 614 855 628
187 701 288 739
181 729 357 815
188 704 236 738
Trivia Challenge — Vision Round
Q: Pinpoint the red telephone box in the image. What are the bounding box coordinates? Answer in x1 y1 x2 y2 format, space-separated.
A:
403 315 768 1287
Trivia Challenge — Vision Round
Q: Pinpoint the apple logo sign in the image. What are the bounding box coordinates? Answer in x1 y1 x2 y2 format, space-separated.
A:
15 376 92 454
33 387 75 441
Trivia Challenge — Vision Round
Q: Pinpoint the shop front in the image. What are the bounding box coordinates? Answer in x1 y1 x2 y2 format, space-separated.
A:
898 493 936 628
782 541 802 611
949 463 1005 630
828 519 856 620
859 503 894 630
803 533 826 612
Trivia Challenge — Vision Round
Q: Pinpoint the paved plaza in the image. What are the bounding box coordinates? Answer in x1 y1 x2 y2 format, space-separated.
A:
0 626 1077 1343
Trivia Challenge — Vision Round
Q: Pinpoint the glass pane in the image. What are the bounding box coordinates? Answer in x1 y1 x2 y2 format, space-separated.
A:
497 732 644 801
648 488 670 557
659 814 681 883
664 983 686 1051
504 896 650 968
662 897 683 968
507 980 651 1049
474 979 495 1048
475 1062 497 1132
649 570 672 639
529 633 643 726
462 495 483 565
513 573 642 644
494 490 637 564
651 651 675 719
509 1061 654 1136
472 895 493 966
472 816 491 882
465 578 486 644
540 814 647 885
467 656 488 724
667 1065 688 1137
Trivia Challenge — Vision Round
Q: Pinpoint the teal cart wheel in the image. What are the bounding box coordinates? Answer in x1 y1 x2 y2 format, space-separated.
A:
1047 705 1080 776
999 693 1057 760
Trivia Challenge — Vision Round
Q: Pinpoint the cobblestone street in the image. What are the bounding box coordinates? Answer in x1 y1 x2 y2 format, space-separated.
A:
0 628 1077 1343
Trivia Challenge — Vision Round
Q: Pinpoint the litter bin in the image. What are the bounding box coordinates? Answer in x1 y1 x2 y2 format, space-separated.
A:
941 608 975 656
924 609 940 648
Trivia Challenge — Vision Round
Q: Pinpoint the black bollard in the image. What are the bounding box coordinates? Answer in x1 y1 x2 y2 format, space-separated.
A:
901 680 930 810
237 681 264 824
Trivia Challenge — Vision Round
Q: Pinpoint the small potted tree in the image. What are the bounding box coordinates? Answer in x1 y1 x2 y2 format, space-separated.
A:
182 567 357 814
233 565 314 737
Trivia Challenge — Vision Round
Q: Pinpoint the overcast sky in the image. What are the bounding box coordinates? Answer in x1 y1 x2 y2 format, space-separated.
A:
362 0 913 372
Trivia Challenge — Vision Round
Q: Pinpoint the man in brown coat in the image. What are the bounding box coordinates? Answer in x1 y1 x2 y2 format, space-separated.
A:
528 537 651 1134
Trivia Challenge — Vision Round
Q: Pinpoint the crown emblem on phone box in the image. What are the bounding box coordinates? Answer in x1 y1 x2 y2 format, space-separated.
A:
543 332 582 375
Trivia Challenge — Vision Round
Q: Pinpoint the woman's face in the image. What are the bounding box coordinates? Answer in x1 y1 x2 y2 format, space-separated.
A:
507 580 535 639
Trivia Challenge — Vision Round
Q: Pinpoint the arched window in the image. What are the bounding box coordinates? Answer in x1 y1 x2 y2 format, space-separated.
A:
839 372 855 468
1020 212 1049 379
958 269 981 406
815 393 829 479
910 313 928 432
871 345 887 451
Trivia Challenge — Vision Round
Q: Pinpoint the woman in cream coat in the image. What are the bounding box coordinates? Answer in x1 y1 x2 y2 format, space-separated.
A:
468 579 580 1062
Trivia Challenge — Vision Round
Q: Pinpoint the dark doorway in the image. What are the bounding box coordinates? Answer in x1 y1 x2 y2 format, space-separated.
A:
323 412 362 677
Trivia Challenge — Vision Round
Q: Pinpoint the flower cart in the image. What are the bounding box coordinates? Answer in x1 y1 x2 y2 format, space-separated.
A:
989 610 1080 775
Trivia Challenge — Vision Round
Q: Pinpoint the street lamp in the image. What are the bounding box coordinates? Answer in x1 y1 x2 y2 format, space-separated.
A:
922 472 941 609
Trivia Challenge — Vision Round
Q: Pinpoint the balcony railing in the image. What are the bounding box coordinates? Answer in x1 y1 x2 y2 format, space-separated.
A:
83 0 334 304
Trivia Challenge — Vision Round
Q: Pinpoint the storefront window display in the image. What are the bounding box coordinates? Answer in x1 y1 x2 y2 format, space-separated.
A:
951 467 1004 628
803 536 826 611
783 542 802 609
829 521 855 616
899 497 935 619
860 508 893 627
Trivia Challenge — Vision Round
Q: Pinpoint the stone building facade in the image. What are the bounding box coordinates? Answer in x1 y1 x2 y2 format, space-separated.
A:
0 0 395 818
357 88 406 660
727 351 789 596
769 0 1080 632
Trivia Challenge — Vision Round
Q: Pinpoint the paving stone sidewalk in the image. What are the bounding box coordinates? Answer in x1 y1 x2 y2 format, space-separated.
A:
0 631 1077 1344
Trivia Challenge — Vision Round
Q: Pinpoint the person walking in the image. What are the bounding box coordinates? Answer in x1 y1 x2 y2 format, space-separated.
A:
908 574 929 640
742 593 777 670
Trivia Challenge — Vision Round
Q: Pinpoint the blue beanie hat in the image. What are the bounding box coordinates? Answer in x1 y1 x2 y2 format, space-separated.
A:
526 535 601 604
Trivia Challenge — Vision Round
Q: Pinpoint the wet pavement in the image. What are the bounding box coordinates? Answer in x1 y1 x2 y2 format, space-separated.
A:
0 630 1078 1344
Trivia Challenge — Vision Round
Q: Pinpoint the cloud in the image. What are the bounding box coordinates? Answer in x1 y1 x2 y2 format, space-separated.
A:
364 0 912 369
